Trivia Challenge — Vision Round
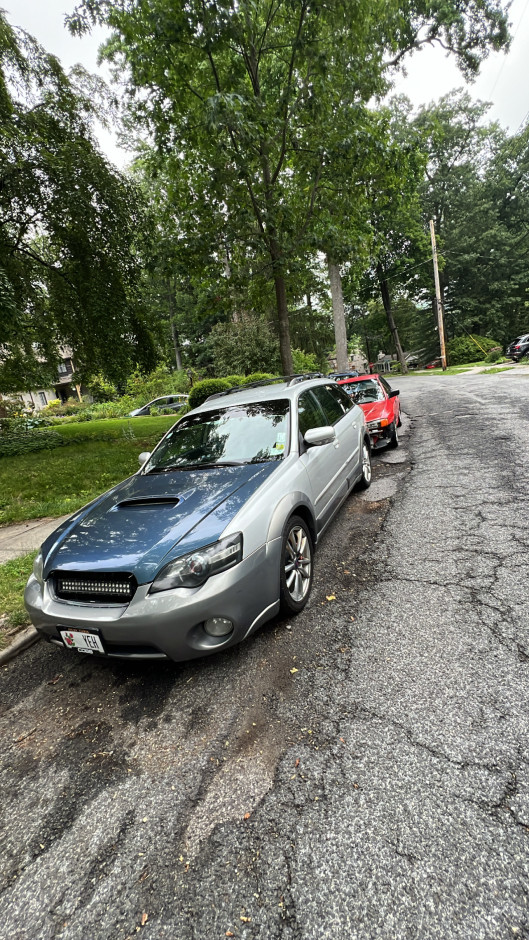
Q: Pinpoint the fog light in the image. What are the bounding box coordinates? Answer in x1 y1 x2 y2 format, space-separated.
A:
204 617 234 637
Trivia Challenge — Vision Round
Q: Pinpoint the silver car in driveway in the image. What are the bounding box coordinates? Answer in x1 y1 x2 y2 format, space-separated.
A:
25 375 371 662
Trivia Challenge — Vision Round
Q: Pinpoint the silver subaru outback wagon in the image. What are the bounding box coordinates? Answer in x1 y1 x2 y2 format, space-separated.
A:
25 375 371 663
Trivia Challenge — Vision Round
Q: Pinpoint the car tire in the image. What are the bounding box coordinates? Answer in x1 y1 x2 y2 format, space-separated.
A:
356 439 372 490
388 421 399 448
279 516 314 616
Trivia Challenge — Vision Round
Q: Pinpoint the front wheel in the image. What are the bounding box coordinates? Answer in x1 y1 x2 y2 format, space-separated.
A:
279 516 314 615
388 421 399 449
356 439 372 490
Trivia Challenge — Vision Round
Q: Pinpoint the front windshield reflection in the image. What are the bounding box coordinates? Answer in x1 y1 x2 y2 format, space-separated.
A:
145 401 290 472
343 380 385 404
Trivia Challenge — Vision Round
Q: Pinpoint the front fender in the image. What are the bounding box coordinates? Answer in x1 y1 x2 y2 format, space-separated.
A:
266 491 317 546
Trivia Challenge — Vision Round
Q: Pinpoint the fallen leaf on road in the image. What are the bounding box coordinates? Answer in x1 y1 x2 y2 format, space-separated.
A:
140 913 148 927
226 932 234 937
326 595 336 601
243 812 251 820
240 916 251 922
290 668 298 674
295 758 300 767
47 675 62 685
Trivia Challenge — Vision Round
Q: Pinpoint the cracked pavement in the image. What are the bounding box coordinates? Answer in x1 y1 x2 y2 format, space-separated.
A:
1 372 528 939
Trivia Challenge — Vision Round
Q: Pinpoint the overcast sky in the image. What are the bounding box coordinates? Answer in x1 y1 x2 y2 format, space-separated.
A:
7 0 529 167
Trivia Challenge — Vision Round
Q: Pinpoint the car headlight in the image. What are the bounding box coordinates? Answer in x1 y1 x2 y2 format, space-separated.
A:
367 419 389 430
33 550 44 585
150 533 243 593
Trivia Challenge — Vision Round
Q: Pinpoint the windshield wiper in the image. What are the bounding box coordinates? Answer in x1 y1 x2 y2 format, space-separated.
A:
147 460 248 473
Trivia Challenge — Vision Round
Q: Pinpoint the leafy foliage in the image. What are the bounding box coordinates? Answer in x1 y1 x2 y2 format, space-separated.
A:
446 334 500 365
0 12 157 391
188 379 232 410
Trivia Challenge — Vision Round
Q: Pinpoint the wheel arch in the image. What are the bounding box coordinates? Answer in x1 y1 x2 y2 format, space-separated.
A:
267 493 317 550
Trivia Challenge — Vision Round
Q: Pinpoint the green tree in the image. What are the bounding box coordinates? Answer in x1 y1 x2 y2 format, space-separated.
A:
68 0 509 374
0 13 156 392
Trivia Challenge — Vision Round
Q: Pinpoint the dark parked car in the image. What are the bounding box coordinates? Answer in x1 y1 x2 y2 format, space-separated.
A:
25 375 372 663
506 334 529 361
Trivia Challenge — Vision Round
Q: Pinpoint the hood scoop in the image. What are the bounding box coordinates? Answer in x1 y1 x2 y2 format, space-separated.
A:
116 497 181 510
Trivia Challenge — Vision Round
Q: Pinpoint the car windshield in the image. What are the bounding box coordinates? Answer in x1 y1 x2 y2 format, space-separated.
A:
343 379 385 403
144 401 290 472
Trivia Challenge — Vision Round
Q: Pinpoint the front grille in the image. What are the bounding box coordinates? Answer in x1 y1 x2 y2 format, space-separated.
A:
51 570 137 604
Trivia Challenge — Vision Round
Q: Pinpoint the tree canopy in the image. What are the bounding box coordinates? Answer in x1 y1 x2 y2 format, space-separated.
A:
0 12 156 392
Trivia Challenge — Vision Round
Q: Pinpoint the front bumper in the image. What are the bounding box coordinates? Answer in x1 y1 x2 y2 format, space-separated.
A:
24 540 281 662
367 427 392 450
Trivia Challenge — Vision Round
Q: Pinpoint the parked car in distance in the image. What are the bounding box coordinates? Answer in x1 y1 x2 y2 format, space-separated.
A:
506 334 529 361
337 373 401 450
328 370 359 381
25 375 372 663
129 394 189 417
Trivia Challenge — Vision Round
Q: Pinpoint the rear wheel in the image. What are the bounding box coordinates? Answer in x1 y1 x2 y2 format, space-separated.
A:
388 421 399 448
279 516 313 615
356 439 372 490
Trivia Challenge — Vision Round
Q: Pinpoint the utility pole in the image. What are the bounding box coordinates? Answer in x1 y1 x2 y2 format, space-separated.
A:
429 220 447 370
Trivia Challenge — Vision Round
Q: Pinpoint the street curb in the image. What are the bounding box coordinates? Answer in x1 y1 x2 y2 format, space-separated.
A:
0 626 40 666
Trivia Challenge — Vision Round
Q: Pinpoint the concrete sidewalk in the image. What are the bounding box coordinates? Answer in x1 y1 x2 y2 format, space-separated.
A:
0 516 69 565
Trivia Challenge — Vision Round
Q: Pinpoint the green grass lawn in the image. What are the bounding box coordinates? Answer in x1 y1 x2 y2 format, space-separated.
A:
0 552 36 645
0 415 176 526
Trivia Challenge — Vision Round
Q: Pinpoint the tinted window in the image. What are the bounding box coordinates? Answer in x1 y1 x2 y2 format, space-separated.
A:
325 383 353 413
298 391 326 436
311 386 347 425
378 376 392 394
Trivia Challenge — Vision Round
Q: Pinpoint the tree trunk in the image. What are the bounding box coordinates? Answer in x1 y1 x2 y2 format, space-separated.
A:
327 257 348 372
269 239 293 375
167 279 182 370
171 321 182 371
376 263 408 375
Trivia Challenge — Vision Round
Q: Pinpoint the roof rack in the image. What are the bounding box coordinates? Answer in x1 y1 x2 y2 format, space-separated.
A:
206 373 325 401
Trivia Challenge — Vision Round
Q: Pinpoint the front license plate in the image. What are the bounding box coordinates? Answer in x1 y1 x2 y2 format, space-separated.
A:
59 628 105 655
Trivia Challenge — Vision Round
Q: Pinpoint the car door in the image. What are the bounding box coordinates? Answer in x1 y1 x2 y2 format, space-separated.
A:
298 385 361 532
312 384 362 488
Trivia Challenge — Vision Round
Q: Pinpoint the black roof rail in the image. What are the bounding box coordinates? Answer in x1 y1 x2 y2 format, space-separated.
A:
205 373 325 402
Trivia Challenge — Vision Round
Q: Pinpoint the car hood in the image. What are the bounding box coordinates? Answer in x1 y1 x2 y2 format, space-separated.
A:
42 463 278 584
358 401 391 422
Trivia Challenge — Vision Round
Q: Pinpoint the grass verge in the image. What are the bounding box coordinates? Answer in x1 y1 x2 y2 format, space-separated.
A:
0 416 176 526
0 552 36 648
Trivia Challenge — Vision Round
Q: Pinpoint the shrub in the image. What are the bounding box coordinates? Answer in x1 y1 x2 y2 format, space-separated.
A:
0 428 66 458
446 335 500 365
240 372 278 385
291 348 320 374
124 365 189 402
223 375 244 387
485 346 502 363
188 378 231 409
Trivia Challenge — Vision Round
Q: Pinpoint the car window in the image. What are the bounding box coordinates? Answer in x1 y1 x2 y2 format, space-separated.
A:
298 391 327 436
344 379 385 403
311 385 348 425
324 383 353 414
378 376 392 395
145 401 290 470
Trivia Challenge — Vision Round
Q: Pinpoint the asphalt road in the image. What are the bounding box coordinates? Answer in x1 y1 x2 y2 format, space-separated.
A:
1 371 528 940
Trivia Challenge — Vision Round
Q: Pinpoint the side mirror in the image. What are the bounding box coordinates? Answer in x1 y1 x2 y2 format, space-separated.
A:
304 426 336 447
138 451 151 466
389 389 399 398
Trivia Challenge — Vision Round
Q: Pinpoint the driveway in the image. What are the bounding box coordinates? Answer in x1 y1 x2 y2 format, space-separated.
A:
1 371 528 939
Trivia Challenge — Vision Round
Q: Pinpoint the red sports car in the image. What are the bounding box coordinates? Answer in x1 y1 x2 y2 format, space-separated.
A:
337 374 401 450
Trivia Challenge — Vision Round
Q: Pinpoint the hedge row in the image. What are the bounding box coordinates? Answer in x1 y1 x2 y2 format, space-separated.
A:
0 429 67 459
